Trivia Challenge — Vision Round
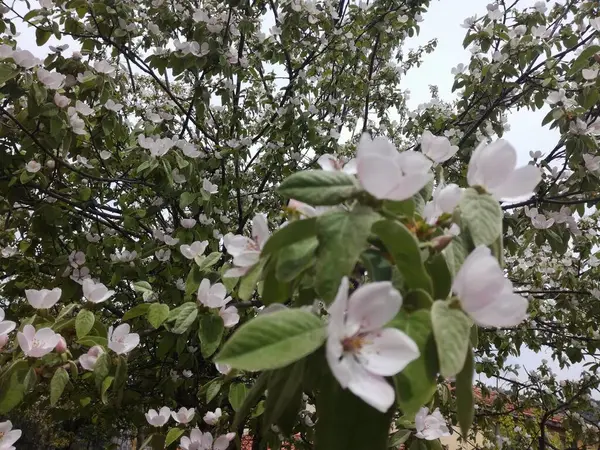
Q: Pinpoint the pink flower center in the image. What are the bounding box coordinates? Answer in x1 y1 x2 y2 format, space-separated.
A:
332 158 344 170
342 335 365 353
246 239 260 251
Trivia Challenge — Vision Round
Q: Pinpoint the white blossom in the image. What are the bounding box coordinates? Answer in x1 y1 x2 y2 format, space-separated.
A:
36 68 66 89
108 324 140 355
326 277 419 412
415 407 451 440
145 407 171 427
467 139 541 200
17 324 60 357
453 246 528 327
25 287 61 309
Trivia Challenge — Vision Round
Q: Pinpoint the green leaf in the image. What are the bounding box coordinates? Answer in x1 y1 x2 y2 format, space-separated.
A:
372 219 433 295
263 361 304 434
425 253 452 300
77 335 108 347
278 170 361 205
216 309 326 371
316 368 393 450
147 303 170 329
569 45 600 75
233 372 269 429
275 237 318 282
206 379 223 403
392 310 439 417
0 361 28 413
132 281 152 294
36 27 52 45
431 301 472 378
172 302 198 334
101 375 114 404
382 199 415 218
237 260 264 301
197 251 222 271
228 382 248 411
185 265 203 297
75 309 95 339
50 367 69 406
315 207 379 302
165 428 185 447
94 352 110 389
456 348 475 436
403 289 434 311
388 430 411 447
261 218 317 256
443 232 470 277
262 263 290 305
56 303 78 321
360 249 392 282
0 64 21 86
459 188 502 247
114 356 128 391
179 191 197 208
123 303 151 321
198 314 224 358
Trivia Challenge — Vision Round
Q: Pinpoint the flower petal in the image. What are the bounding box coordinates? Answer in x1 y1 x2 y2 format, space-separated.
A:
357 154 403 200
252 214 270 248
346 358 396 412
359 328 420 376
346 282 402 333
489 164 541 200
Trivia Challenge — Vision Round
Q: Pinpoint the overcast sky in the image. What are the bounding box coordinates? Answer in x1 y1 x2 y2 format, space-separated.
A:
13 0 587 384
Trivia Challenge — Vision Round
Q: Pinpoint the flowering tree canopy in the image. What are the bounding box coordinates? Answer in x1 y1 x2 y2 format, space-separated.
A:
1 0 600 449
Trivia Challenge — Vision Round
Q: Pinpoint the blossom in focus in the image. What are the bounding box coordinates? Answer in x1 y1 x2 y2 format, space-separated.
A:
94 60 116 77
467 139 541 200
0 421 22 450
452 246 528 327
108 324 140 355
326 277 420 412
223 213 270 277
0 308 16 341
171 407 195 424
203 178 219 194
423 183 463 224
25 160 41 173
25 287 62 309
36 68 66 89
12 49 42 68
356 133 433 201
219 305 240 328
197 279 231 308
203 407 222 425
215 363 231 375
181 218 197 229
180 429 236 450
145 407 171 427
415 407 451 440
17 324 60 357
180 240 208 260
420 130 459 163
82 279 115 304
79 345 104 371
54 92 70 108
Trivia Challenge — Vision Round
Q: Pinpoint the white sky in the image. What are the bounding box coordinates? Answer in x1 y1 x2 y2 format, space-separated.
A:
13 0 587 384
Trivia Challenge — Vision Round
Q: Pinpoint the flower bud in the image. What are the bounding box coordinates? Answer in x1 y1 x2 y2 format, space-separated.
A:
46 159 56 169
431 234 454 252
55 334 68 353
